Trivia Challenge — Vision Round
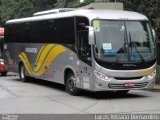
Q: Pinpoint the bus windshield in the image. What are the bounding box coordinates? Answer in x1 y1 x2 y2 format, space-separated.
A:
93 20 156 64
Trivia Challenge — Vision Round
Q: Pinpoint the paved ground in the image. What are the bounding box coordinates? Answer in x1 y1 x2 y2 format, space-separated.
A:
0 72 160 115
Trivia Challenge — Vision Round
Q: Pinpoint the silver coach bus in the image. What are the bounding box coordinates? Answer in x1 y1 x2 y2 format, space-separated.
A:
4 9 156 95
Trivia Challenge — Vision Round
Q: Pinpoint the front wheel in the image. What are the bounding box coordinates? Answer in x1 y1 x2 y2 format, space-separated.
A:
65 72 79 96
19 63 28 82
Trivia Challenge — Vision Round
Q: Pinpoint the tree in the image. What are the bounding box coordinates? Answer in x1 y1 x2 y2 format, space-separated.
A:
55 0 67 8
55 0 94 8
137 0 160 41
0 0 57 26
0 0 160 41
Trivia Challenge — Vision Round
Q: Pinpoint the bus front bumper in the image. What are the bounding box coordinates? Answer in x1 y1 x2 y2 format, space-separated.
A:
94 75 155 91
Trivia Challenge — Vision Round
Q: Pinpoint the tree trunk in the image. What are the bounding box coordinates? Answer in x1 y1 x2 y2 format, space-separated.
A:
56 0 67 8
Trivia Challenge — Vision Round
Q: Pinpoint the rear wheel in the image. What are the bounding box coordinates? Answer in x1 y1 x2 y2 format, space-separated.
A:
19 63 28 82
65 72 79 96
1 72 7 76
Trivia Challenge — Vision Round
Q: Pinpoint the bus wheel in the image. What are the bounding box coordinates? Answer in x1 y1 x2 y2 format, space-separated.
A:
1 72 7 76
65 72 79 96
117 90 129 94
19 64 28 82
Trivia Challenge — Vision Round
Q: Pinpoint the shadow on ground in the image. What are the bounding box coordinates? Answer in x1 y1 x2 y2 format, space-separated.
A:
12 77 148 100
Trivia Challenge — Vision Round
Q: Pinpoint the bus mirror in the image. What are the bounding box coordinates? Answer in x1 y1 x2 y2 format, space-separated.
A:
152 29 156 42
88 27 95 45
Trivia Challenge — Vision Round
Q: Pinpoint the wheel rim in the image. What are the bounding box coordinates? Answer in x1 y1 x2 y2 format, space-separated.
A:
68 76 76 92
20 65 25 79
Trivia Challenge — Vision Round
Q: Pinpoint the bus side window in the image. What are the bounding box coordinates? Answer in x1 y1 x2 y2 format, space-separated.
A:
77 31 91 64
78 31 90 56
76 17 91 65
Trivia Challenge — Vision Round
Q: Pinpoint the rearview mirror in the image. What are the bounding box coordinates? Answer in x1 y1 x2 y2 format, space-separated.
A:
152 29 156 41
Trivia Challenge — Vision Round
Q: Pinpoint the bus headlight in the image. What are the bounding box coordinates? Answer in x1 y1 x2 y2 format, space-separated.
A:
146 70 156 80
94 70 110 81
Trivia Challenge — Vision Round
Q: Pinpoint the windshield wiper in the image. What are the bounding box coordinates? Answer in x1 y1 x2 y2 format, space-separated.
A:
129 31 145 63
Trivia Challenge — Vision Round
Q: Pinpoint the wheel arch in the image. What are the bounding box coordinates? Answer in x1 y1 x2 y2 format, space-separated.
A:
64 68 73 84
64 67 75 85
18 61 24 73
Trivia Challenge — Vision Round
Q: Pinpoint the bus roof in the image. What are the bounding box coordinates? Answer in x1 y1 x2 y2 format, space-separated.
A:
6 9 148 24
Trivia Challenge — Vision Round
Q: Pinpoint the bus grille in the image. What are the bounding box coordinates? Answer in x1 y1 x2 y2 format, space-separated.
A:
108 82 148 89
114 76 143 80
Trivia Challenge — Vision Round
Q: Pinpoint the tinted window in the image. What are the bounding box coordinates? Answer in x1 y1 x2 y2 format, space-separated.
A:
42 19 57 43
5 23 31 43
57 17 75 44
5 17 75 44
76 17 89 32
27 22 41 43
5 24 18 43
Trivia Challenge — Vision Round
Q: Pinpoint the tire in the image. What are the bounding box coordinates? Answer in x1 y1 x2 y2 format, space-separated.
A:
65 72 79 96
117 90 129 94
19 63 28 82
1 72 7 76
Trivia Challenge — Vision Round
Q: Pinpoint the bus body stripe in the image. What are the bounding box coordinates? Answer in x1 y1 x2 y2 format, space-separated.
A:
18 44 66 77
34 45 56 73
34 44 55 72
37 45 66 76
19 54 33 75
35 45 46 67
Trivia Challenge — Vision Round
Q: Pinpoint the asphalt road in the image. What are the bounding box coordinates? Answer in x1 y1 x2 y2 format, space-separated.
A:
0 72 160 114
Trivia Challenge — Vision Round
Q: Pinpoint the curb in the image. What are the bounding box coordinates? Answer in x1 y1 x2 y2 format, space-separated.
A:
154 84 160 89
151 84 160 92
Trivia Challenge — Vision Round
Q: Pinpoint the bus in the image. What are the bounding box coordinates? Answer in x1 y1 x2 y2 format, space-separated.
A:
0 27 8 76
4 8 156 95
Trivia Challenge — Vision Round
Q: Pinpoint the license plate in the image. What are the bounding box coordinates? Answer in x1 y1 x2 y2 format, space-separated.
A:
124 82 135 87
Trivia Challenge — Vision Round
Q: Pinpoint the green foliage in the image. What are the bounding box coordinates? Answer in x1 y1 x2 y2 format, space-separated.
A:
0 0 57 26
62 0 94 8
